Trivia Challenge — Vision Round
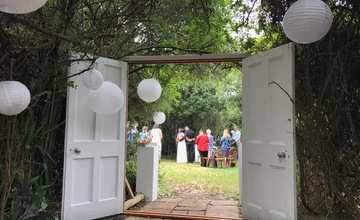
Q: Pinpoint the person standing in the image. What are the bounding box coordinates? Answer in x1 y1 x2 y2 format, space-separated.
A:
176 128 187 163
195 129 209 167
184 126 195 163
206 129 215 156
220 129 232 167
150 124 163 160
127 121 138 144
232 126 241 160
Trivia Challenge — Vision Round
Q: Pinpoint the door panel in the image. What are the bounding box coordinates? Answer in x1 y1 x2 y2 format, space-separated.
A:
242 43 296 220
62 57 127 220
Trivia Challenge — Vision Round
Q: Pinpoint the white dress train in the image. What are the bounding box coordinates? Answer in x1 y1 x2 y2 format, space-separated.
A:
176 138 187 163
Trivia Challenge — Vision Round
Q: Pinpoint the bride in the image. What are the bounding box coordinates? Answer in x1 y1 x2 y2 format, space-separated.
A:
176 128 187 163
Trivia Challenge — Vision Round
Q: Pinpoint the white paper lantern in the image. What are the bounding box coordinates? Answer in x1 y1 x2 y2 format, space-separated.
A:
82 69 104 90
88 81 124 115
0 0 48 14
0 81 31 116
137 78 162 103
282 0 333 44
153 112 166 125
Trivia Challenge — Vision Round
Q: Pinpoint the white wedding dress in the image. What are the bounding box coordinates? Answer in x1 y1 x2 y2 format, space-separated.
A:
176 133 187 163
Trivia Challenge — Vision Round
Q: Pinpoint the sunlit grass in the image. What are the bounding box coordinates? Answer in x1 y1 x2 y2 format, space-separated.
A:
158 160 239 199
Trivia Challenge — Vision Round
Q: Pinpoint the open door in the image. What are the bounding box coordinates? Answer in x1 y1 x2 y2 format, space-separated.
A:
62 57 128 220
242 43 296 220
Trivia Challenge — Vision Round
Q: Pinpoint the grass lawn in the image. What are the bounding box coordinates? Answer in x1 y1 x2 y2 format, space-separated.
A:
158 160 239 200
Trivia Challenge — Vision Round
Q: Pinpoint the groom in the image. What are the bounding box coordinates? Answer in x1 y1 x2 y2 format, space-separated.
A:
184 126 195 163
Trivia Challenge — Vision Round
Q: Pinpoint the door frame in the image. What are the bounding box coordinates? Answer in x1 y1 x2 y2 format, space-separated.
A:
123 53 247 64
61 49 297 219
121 53 247 219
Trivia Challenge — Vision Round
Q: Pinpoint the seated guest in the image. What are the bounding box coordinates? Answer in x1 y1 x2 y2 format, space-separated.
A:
195 129 209 167
138 126 150 144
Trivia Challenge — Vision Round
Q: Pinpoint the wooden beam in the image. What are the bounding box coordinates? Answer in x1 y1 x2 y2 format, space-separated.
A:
125 177 135 198
123 53 247 64
124 194 145 210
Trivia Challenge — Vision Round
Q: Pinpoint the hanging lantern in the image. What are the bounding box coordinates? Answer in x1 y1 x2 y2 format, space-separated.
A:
0 81 31 116
137 78 162 103
282 0 333 44
153 112 166 125
82 69 104 90
0 0 48 14
88 81 124 115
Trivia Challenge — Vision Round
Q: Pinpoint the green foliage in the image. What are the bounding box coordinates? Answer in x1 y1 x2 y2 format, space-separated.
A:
239 33 280 54
126 160 137 193
0 0 237 219
126 137 140 192
169 65 242 135
175 81 222 123
8 177 55 220
129 62 243 157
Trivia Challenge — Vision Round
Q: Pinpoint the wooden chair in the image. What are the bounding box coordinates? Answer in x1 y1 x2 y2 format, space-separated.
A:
214 150 225 168
204 147 216 167
226 147 238 167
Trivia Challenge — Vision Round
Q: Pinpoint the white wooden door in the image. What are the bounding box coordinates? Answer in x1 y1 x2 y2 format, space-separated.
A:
62 57 127 220
242 43 296 220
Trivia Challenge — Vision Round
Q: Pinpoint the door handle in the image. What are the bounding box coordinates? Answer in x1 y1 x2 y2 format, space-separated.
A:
277 151 287 159
70 148 81 154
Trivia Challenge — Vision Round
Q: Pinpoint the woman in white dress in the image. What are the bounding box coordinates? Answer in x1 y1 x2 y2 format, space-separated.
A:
150 124 163 160
176 128 187 163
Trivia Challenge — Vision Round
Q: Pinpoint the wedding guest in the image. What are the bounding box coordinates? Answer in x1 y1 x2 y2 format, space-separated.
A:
176 128 187 163
232 126 241 160
220 129 232 167
185 126 195 163
195 129 209 167
127 121 138 144
138 126 150 144
206 129 215 156
150 124 163 160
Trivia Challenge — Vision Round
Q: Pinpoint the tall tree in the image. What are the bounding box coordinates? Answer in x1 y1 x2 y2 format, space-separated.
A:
0 1 236 219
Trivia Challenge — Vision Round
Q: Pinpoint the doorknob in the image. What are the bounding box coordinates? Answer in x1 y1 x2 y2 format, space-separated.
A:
277 151 287 159
70 148 81 154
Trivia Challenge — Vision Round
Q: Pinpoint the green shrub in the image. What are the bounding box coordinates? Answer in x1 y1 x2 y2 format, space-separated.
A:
126 142 138 192
7 174 58 220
